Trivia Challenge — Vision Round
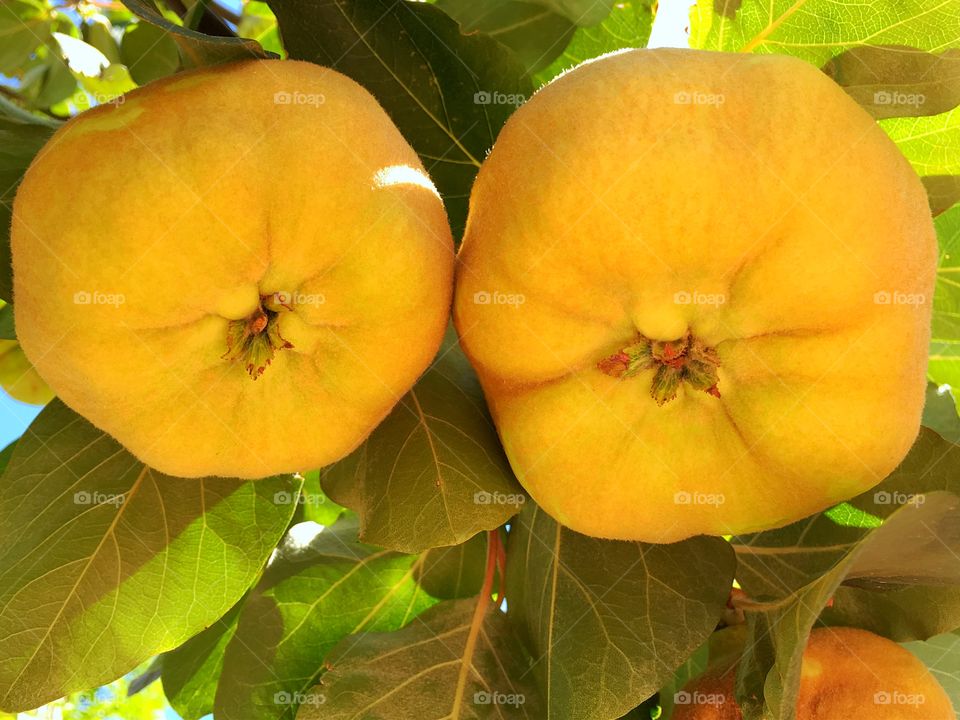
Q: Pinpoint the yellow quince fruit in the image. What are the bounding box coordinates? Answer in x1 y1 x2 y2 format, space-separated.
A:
13 60 453 478
454 49 935 542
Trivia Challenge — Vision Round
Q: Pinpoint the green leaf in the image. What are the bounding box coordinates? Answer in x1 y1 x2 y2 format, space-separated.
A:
0 400 299 712
538 0 612 26
123 0 267 69
161 599 245 720
505 503 736 720
417 532 488 599
268 0 532 239
733 492 960 720
292 469 346 527
823 46 960 119
0 116 55 303
435 0 576 74
32 53 77 109
693 0 960 63
120 20 181 85
882 110 960 215
299 599 542 719
821 583 960 642
83 16 122 65
0 441 15 476
533 0 655 86
322 331 525 553
0 304 14 340
922 383 960 442
213 518 436 720
0 0 51 75
928 203 960 392
902 632 960 712
237 1 283 57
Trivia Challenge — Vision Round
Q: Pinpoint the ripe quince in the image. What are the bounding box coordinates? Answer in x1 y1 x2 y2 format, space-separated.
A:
454 49 935 541
13 60 453 478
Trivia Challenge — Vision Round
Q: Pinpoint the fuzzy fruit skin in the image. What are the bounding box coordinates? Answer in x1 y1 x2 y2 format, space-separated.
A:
453 49 935 542
0 340 54 405
672 627 954 719
13 60 453 478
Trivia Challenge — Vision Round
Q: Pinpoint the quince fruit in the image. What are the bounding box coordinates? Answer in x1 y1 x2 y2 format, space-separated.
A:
673 627 954 719
454 49 935 542
13 60 453 478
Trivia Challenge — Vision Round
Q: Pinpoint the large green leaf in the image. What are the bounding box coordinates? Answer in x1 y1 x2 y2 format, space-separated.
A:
0 116 55 303
693 0 960 62
322 332 524 553
435 0 576 74
0 400 299 711
161 600 245 720
533 0 654 86
882 110 960 215
505 504 736 720
268 0 532 239
213 518 436 720
926 204 960 394
299 599 543 719
123 0 267 68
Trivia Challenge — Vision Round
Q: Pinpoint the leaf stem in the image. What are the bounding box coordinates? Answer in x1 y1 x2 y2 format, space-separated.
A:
495 527 507 604
451 530 498 715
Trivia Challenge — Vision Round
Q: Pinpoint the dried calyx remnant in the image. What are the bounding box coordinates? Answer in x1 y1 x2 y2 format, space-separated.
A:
223 293 294 379
598 332 720 405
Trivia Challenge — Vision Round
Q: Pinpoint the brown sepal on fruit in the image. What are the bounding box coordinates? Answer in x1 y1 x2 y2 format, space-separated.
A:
598 332 721 405
222 301 294 379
